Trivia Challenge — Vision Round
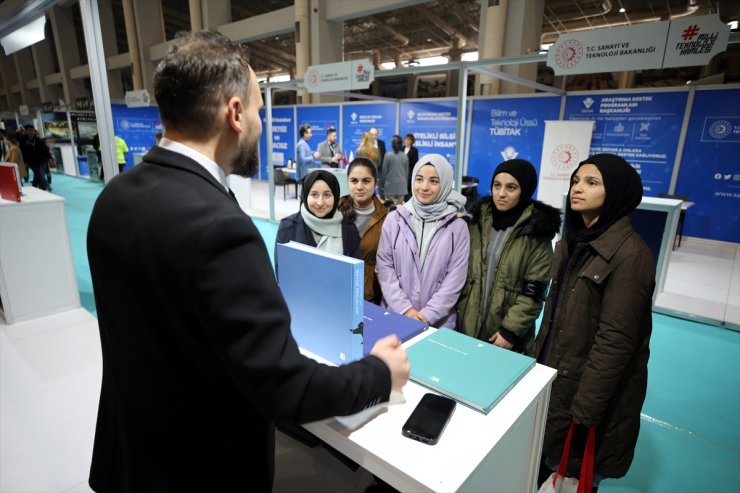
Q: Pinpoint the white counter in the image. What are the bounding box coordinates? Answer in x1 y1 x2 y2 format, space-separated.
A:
302 330 557 492
0 187 80 324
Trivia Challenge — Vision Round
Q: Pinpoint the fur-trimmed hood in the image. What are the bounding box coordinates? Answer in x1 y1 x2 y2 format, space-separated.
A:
516 200 562 240
471 198 561 240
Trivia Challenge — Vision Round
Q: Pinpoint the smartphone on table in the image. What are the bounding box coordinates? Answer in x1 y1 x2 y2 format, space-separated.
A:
401 393 456 445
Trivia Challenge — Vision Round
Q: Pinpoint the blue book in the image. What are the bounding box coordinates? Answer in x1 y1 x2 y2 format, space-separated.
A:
362 302 429 355
277 241 364 366
407 328 535 414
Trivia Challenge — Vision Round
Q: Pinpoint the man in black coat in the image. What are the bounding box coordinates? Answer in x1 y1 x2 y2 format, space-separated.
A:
86 30 409 493
369 126 386 164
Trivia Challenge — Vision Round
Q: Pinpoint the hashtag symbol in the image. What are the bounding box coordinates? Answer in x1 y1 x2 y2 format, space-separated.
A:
682 25 700 40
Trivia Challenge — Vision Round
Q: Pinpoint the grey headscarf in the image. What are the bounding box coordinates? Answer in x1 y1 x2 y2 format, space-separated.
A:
404 154 466 267
405 154 466 220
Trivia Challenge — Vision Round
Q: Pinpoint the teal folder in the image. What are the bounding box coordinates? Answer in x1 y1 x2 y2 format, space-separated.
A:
407 328 536 414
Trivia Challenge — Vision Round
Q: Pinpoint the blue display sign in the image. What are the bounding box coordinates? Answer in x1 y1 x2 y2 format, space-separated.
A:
296 105 341 166
259 106 295 180
297 104 340 147
399 99 461 168
564 91 688 196
468 96 562 191
111 104 163 171
341 102 397 160
675 88 740 243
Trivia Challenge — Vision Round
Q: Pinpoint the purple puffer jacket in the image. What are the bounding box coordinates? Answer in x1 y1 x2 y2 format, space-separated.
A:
376 207 470 329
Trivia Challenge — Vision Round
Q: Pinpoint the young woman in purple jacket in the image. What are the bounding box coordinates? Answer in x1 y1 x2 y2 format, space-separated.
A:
376 154 470 329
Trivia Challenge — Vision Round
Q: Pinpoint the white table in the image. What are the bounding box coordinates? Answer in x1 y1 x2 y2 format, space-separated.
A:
0 187 80 324
302 330 557 492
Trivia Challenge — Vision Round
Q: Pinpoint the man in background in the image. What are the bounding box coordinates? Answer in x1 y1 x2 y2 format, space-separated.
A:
19 125 51 191
316 127 342 168
369 126 386 165
86 30 408 492
295 123 319 180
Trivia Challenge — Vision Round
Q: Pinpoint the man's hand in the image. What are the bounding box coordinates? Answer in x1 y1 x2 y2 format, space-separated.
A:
370 335 410 391
313 151 320 159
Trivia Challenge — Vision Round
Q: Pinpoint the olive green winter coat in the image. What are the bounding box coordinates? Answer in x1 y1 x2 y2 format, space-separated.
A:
456 200 561 354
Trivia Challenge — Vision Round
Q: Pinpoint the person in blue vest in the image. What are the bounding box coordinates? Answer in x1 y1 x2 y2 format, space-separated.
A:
295 123 319 181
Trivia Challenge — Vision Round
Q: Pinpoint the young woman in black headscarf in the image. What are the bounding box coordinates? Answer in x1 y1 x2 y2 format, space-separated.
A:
535 154 655 491
276 170 360 268
457 159 561 354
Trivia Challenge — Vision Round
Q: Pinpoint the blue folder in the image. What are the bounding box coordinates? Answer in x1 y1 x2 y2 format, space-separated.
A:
362 302 429 355
277 241 364 366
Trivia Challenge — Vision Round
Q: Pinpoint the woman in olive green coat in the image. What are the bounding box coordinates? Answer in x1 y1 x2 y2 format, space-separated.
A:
456 160 560 354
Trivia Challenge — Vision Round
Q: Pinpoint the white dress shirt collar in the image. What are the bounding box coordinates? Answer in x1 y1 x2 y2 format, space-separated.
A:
158 137 228 191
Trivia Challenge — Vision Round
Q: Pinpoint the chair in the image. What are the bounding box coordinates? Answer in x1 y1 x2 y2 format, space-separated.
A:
274 167 298 200
659 193 689 248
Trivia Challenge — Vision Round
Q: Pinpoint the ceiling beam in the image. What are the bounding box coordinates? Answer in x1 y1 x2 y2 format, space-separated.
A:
415 5 471 48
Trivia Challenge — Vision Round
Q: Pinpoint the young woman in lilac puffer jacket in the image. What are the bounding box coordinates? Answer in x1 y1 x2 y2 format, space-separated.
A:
376 154 469 329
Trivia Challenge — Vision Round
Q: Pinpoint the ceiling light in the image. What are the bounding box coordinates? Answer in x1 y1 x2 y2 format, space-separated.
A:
417 56 449 67
380 61 396 70
619 7 626 13
1 15 46 56
461 52 479 62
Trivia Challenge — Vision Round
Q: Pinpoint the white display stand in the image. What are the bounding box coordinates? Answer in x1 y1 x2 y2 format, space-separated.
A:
58 144 79 177
302 330 557 493
635 197 682 298
0 187 80 324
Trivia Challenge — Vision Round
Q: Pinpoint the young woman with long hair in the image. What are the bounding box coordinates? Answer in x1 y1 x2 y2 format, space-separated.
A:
338 158 390 303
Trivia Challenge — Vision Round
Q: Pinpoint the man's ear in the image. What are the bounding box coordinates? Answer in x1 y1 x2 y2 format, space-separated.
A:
226 96 243 134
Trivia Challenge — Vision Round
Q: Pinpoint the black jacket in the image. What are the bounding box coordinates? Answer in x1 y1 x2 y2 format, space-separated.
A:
275 210 361 266
87 146 390 492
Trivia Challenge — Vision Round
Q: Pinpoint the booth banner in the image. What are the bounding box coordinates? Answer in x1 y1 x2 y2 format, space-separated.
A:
259 106 295 180
468 96 562 190
112 104 163 170
304 59 373 93
548 22 669 75
675 88 740 243
663 15 730 68
399 100 461 167
564 91 687 196
537 120 594 208
70 112 97 143
296 105 341 158
40 112 72 142
341 102 397 161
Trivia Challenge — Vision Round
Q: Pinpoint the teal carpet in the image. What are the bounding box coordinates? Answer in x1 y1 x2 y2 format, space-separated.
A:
52 173 740 492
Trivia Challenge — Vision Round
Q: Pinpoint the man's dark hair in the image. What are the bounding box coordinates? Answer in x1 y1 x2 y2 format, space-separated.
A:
153 30 251 135
24 124 35 130
405 133 415 144
326 128 336 137
299 124 311 138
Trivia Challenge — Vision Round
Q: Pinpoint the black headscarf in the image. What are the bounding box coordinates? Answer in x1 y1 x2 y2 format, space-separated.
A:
489 159 538 230
565 153 643 243
301 170 341 218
